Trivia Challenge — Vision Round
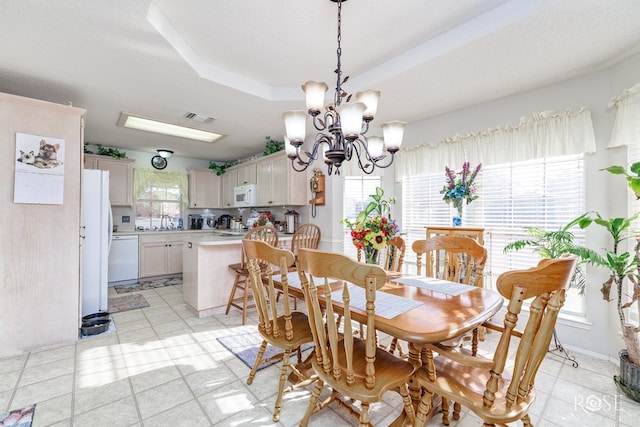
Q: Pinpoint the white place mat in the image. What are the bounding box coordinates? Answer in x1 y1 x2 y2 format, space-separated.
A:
272 272 325 290
391 276 474 296
331 284 422 319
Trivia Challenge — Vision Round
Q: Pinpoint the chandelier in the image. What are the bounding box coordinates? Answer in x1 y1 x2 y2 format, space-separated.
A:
282 0 406 176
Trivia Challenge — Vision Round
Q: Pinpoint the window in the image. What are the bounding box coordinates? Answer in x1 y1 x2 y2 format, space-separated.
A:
402 153 586 315
342 176 381 258
135 183 183 230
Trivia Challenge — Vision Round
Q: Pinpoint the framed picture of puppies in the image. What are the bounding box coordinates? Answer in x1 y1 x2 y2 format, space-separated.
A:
14 132 66 204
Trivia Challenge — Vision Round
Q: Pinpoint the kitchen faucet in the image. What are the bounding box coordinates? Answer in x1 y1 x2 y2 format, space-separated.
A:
160 214 171 230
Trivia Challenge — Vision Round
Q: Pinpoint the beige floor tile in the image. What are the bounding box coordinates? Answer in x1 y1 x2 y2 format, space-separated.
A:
197 378 276 425
72 396 139 427
133 378 193 420
26 345 76 369
184 364 238 397
0 370 21 393
141 399 210 426
28 393 72 426
128 366 181 394
11 374 74 409
74 378 132 415
19 357 75 387
0 354 27 376
0 390 12 413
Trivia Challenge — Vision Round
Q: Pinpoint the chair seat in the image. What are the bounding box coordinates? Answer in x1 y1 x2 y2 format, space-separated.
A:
258 311 314 351
417 354 532 425
311 338 415 403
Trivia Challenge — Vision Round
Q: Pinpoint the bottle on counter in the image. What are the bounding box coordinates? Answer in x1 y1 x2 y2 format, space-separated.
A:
178 218 184 230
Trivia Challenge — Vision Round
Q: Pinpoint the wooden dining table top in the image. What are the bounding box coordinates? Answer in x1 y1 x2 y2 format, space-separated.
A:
277 270 505 346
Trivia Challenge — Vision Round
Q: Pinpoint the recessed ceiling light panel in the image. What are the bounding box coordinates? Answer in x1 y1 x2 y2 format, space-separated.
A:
117 112 224 143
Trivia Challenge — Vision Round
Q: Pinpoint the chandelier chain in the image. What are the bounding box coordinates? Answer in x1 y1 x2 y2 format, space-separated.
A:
335 0 343 107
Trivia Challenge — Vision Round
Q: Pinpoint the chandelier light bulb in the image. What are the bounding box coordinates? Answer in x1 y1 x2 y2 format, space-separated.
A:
355 90 381 121
366 136 384 159
381 121 407 152
337 102 366 140
282 110 307 144
302 81 329 114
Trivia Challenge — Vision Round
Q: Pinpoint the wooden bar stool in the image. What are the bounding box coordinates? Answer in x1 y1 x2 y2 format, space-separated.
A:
225 225 278 324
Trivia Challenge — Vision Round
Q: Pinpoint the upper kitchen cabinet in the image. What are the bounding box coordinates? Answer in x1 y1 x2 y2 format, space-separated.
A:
236 162 256 185
221 168 238 208
188 168 221 208
255 152 306 206
220 162 256 208
84 154 135 206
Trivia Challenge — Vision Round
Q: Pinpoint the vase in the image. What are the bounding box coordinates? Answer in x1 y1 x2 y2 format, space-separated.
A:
452 205 463 227
363 246 379 264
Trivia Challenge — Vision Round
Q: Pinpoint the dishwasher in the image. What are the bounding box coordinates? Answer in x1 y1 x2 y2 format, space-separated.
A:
108 235 139 283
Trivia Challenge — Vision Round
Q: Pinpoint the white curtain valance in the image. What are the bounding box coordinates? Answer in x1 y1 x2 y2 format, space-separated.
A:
607 82 640 148
133 168 189 209
395 108 596 180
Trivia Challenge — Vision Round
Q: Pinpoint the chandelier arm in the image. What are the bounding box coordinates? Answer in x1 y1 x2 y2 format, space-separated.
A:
290 156 311 173
350 141 376 175
369 151 396 169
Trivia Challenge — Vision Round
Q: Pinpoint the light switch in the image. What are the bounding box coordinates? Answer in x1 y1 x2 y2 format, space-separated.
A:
122 216 130 223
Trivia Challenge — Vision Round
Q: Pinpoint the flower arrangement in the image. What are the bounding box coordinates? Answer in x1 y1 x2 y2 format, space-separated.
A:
341 187 399 263
440 161 482 218
254 212 274 227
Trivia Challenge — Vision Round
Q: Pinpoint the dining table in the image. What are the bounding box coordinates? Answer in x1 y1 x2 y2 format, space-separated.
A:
273 268 505 422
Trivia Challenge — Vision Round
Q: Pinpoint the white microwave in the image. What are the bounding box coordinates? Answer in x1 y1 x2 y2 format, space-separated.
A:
233 184 257 207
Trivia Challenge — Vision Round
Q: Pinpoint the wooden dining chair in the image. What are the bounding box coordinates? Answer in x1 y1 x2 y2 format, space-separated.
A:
242 240 315 422
225 225 279 324
296 248 416 426
290 223 321 259
413 235 487 287
415 255 577 426
412 235 488 420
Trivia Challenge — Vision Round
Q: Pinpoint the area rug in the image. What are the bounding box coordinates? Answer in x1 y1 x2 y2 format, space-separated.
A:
108 294 150 313
0 404 36 427
217 326 314 371
114 275 182 294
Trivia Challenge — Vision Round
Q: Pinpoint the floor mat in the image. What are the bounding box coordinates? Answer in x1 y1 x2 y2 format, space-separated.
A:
108 294 150 313
0 404 36 427
217 325 313 371
114 276 182 294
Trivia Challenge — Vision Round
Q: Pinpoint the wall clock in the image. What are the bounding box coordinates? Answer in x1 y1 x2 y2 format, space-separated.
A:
151 155 167 170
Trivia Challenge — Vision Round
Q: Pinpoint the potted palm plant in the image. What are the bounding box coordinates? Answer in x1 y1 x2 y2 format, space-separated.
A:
575 163 640 402
502 216 588 293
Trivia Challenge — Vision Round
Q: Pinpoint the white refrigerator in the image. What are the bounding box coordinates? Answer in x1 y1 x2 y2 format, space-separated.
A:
81 169 112 317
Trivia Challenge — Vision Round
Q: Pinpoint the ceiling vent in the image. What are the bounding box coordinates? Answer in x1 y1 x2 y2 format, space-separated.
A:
185 112 215 123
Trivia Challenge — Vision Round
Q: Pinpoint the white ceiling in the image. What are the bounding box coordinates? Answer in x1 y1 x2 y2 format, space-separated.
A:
2 0 640 162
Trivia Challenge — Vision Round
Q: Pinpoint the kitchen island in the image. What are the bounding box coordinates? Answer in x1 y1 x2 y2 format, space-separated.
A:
182 231 292 318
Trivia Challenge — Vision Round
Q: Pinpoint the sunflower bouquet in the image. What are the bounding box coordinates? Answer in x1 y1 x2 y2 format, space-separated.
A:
341 187 399 263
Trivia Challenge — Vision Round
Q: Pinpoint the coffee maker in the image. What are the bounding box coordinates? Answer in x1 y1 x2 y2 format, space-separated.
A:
215 214 232 229
188 214 203 230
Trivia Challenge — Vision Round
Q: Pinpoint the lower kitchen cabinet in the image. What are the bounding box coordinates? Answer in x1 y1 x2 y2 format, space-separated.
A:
139 233 185 278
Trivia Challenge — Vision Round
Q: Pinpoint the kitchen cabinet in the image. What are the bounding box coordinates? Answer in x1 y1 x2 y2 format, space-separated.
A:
1 92 85 357
139 233 186 278
84 154 135 206
255 152 306 206
188 168 221 208
236 162 256 185
221 168 238 208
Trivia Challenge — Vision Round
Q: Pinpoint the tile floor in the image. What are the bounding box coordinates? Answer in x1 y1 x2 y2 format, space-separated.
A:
1 283 639 426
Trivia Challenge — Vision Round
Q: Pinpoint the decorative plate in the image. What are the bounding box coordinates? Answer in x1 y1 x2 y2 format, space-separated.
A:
151 155 167 170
